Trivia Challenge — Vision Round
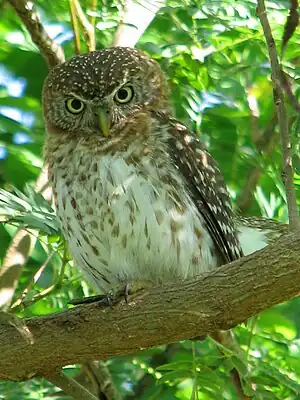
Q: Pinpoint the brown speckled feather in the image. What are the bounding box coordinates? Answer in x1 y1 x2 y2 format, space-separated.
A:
165 116 243 263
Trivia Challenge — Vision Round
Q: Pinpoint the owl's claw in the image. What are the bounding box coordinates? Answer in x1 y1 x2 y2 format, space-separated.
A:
69 294 113 307
120 280 152 302
70 280 152 307
69 288 125 307
117 282 130 303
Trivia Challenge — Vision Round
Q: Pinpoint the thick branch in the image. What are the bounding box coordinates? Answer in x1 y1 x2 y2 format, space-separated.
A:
7 0 65 67
1 231 300 381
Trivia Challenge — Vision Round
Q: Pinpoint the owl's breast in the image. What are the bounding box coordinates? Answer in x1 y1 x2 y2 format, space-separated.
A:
52 151 217 291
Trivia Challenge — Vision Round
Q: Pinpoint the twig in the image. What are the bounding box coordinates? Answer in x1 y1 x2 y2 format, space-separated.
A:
44 370 98 400
74 361 120 400
257 0 300 231
90 0 98 30
10 250 55 310
10 247 69 311
0 230 35 311
281 0 299 58
70 0 81 54
84 361 121 400
0 168 52 311
7 0 65 67
212 331 251 399
280 70 300 113
73 0 96 51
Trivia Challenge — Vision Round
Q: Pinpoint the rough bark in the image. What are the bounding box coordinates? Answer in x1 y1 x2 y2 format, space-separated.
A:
0 231 299 381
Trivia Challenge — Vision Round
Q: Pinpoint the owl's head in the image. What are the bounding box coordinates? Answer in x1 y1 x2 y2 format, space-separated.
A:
42 47 169 137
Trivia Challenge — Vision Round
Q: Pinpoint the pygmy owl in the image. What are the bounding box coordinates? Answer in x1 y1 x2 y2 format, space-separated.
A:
43 47 243 293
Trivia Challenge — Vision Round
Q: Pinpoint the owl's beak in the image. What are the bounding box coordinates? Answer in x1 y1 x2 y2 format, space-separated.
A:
98 109 110 137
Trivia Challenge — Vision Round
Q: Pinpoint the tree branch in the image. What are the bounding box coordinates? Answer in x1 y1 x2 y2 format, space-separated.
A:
83 361 122 400
1 231 300 381
0 230 35 310
112 0 165 47
73 0 96 51
257 0 300 231
69 0 82 54
44 370 98 400
7 0 65 67
124 344 179 400
0 168 52 310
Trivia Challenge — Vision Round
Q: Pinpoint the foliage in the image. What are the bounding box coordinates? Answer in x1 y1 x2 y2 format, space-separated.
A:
0 0 299 399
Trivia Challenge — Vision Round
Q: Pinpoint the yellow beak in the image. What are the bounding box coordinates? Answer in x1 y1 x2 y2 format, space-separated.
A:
99 109 110 137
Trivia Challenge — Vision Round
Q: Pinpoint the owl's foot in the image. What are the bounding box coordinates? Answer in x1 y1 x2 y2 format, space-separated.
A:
70 280 152 307
69 294 114 306
120 280 153 303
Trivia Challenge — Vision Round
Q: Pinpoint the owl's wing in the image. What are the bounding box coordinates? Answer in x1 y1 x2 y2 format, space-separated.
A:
167 118 243 264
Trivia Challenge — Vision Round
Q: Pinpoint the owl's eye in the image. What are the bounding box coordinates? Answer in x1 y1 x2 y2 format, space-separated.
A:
65 98 85 114
114 86 134 104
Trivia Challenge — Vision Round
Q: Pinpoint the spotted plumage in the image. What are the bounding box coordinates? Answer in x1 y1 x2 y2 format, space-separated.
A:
43 47 243 292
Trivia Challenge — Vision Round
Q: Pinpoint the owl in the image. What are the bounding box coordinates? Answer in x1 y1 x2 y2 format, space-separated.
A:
43 47 243 294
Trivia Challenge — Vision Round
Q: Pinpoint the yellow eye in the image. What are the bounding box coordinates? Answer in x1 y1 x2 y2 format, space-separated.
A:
65 98 85 114
114 86 134 104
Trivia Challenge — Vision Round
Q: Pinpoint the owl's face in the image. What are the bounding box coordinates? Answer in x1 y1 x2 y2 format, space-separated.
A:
43 47 169 137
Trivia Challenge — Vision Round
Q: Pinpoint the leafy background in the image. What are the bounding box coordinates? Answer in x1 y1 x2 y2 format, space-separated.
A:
0 0 300 399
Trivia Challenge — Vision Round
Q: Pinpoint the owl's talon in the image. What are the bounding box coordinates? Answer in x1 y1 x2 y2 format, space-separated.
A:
69 287 126 307
121 280 152 303
69 294 113 307
124 283 131 303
